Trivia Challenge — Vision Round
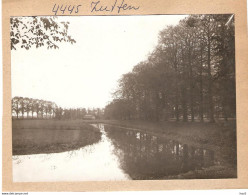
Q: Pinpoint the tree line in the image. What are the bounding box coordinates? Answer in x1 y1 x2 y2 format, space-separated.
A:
12 96 104 119
105 14 236 122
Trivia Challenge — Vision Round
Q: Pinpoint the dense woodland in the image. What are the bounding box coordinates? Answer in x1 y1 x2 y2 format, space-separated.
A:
105 14 236 122
11 97 104 119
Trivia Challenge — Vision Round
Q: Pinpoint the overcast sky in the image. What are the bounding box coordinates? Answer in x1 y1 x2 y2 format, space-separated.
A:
11 15 187 109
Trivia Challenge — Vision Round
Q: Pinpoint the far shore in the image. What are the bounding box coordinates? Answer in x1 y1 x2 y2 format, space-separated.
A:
12 119 102 155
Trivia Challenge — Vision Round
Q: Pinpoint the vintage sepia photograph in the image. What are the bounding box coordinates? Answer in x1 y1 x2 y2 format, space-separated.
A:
11 14 236 182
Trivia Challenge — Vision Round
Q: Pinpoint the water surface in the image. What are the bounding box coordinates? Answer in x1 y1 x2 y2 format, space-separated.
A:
13 124 130 182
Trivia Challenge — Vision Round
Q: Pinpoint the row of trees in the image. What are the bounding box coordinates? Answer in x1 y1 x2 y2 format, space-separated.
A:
105 14 236 122
12 96 104 119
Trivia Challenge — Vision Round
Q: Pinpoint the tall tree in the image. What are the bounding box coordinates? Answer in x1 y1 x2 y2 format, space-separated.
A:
12 97 21 119
24 97 32 118
34 99 41 118
19 97 25 119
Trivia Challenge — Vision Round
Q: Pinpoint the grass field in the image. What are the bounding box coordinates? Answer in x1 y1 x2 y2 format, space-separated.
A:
12 119 102 155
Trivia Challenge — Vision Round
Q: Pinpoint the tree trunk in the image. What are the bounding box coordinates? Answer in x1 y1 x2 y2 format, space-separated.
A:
181 45 188 122
207 32 215 123
221 24 228 122
199 44 204 122
188 43 194 122
181 85 188 122
155 92 160 122
174 60 179 122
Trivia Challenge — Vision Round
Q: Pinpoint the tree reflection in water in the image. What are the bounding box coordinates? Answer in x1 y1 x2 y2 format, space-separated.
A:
104 125 215 180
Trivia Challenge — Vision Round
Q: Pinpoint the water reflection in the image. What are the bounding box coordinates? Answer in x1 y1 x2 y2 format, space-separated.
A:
104 125 215 180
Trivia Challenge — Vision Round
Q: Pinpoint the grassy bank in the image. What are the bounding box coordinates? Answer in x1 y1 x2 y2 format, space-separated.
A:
100 120 236 146
12 119 102 155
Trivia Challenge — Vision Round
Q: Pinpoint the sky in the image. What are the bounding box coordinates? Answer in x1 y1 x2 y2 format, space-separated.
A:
11 15 187 109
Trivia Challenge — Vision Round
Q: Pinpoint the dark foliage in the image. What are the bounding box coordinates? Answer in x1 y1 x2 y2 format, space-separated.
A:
10 16 76 50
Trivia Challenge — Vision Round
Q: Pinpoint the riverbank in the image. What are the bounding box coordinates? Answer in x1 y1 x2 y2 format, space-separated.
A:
12 119 102 155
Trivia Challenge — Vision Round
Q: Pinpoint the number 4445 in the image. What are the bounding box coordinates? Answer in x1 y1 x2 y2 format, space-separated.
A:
52 4 82 15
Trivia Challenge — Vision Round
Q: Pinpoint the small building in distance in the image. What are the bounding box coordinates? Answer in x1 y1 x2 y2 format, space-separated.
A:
83 114 96 120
